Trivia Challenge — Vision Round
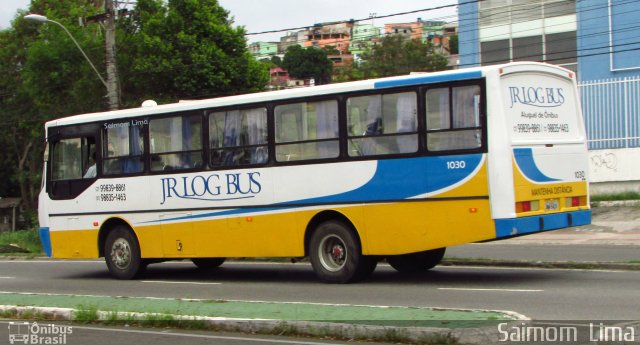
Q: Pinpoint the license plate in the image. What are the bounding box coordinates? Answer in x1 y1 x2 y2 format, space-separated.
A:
545 199 559 211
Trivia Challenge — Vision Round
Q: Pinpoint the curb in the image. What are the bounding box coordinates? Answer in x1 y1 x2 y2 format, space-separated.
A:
2 256 639 271
591 200 640 207
441 259 640 271
0 305 524 344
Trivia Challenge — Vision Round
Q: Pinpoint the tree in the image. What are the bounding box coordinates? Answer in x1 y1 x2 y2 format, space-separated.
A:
449 35 459 55
117 0 269 105
332 65 365 83
0 0 103 215
282 45 333 85
270 55 282 67
357 35 449 78
0 0 269 218
322 45 340 55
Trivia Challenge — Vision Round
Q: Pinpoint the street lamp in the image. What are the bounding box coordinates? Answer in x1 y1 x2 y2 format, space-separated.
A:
24 14 108 89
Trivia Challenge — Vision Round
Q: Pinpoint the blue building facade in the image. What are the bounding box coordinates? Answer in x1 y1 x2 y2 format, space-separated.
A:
459 0 640 151
577 0 640 80
459 0 577 71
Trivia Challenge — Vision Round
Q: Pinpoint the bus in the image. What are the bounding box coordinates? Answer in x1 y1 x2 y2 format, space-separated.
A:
38 62 591 283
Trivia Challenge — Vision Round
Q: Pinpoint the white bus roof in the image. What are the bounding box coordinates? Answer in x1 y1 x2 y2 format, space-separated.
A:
45 62 572 129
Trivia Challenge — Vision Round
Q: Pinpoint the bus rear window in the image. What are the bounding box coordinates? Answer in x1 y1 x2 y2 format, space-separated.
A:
502 73 582 142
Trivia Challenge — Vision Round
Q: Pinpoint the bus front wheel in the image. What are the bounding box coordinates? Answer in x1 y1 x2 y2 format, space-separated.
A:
309 221 375 283
387 248 446 273
104 226 145 279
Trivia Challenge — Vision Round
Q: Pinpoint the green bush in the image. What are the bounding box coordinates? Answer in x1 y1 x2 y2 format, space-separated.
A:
0 228 42 254
591 192 640 202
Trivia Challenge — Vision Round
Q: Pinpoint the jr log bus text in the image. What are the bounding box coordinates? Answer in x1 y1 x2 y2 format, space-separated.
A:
38 62 591 283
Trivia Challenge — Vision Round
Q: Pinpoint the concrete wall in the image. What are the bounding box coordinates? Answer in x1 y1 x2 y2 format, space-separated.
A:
589 147 640 195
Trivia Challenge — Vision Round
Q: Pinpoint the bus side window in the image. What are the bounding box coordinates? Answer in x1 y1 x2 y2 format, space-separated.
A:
274 100 339 162
103 124 145 175
426 85 482 152
149 114 203 171
209 107 268 167
347 92 418 157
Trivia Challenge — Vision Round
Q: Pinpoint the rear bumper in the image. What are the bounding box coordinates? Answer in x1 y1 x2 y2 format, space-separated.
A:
494 210 591 238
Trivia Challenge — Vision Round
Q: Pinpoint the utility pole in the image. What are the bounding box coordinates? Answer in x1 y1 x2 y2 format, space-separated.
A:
104 0 120 110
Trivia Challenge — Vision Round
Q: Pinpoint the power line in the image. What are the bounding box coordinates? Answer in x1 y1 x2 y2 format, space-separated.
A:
245 0 466 36
3 0 638 105
245 0 638 59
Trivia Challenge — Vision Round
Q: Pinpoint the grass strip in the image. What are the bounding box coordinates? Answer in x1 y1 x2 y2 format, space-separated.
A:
0 292 513 329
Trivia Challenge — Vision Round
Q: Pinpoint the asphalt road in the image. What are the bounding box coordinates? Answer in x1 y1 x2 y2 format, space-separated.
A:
0 259 639 320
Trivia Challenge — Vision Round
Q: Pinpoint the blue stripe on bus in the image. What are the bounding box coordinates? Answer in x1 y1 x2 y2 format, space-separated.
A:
513 148 560 183
374 70 483 89
144 154 484 224
494 209 591 238
39 227 52 257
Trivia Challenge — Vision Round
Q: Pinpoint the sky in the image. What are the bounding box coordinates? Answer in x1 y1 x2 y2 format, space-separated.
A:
1 0 457 42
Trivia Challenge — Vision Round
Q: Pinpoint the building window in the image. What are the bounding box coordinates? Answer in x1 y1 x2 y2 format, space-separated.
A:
545 0 575 18
546 31 577 65
513 35 543 61
481 39 510 65
511 0 542 23
478 0 576 68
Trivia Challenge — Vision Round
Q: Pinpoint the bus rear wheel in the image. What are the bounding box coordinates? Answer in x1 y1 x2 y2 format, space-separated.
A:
309 220 375 283
104 226 145 279
387 248 446 273
192 258 226 269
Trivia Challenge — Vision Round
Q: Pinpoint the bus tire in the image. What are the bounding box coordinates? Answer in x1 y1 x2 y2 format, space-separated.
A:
309 221 373 283
191 258 225 269
104 226 145 279
387 248 446 273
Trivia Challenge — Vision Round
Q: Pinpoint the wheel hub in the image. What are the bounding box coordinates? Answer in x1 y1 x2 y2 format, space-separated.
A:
331 245 345 261
318 235 347 272
111 238 131 269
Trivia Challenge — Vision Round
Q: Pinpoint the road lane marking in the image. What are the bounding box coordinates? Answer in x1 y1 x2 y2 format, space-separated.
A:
438 287 544 292
0 276 15 279
140 280 222 285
